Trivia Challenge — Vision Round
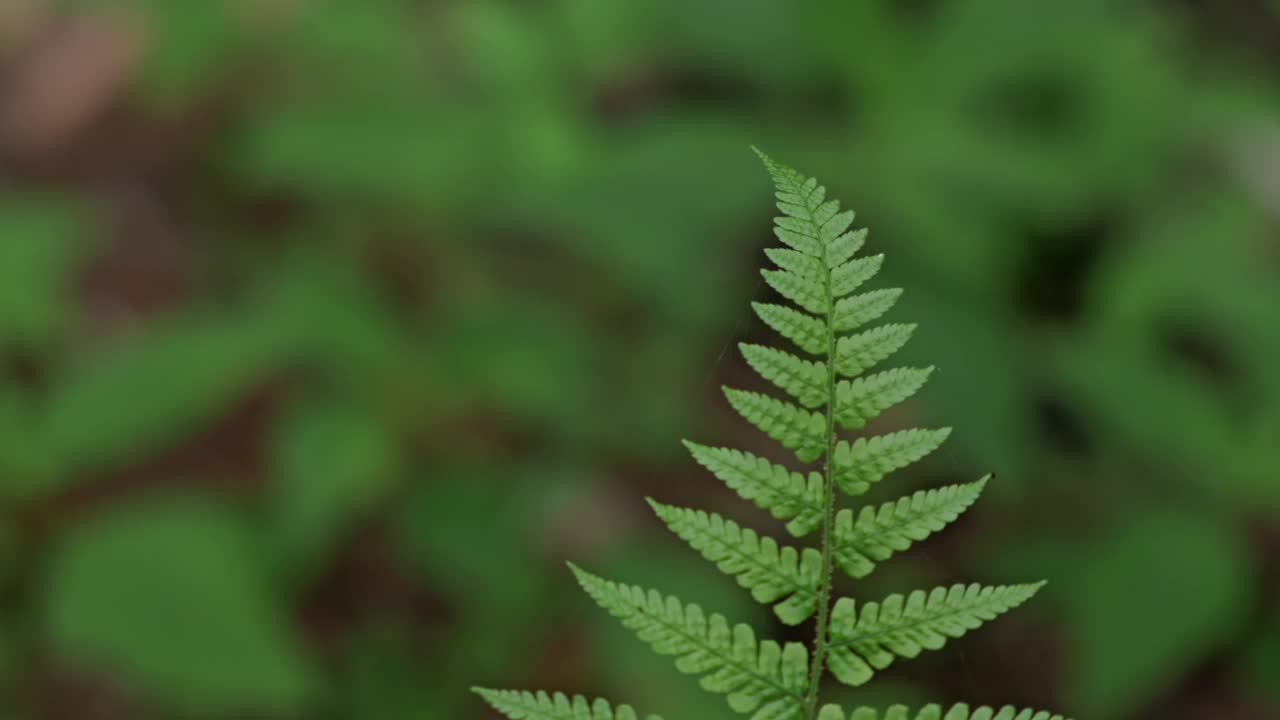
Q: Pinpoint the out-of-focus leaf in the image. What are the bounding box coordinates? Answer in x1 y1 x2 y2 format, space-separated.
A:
276 0 417 78
649 0 818 89
895 283 1030 483
228 100 489 212
254 255 414 390
430 298 601 446
267 400 398 583
1240 611 1280 709
42 498 313 714
1066 509 1249 718
130 0 242 102
38 314 282 484
1069 192 1280 510
0 384 51 494
395 466 554 679
521 121 761 326
329 622 437 720
0 198 82 347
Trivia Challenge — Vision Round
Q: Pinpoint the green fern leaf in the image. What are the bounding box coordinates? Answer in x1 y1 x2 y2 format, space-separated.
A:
740 344 827 408
753 303 827 356
754 149 863 271
775 226 822 257
834 477 988 579
834 367 934 430
762 269 828 315
774 206 854 256
476 151 1060 720
771 216 823 256
831 428 952 496
723 388 827 462
826 582 1046 686
764 248 824 280
648 500 823 625
473 689 664 720
816 703 1070 720
835 324 917 378
833 289 903 333
830 253 882 297
826 228 868 269
570 565 809 720
682 442 824 537
756 153 826 218
819 210 857 248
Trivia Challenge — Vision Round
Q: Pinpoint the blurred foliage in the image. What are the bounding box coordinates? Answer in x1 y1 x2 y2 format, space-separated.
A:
44 498 313 714
0 0 1276 718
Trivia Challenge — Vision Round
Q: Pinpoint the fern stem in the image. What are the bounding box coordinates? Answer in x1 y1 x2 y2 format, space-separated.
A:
803 241 842 720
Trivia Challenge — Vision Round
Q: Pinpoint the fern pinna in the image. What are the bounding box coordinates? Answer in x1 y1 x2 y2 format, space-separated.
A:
474 152 1068 720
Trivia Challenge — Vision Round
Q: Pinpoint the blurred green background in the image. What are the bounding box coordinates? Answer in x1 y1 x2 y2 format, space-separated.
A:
0 0 1277 718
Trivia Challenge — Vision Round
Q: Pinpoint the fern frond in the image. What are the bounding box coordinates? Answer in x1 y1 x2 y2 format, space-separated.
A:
830 253 882 297
723 388 827 463
825 582 1046 687
816 703 1070 720
753 303 827 355
648 500 823 625
834 367 934 430
476 150 1058 720
682 442 824 537
762 269 828 315
740 344 827 408
473 689 664 720
833 289 903 333
570 565 809 720
831 429 952 496
834 477 988 579
835 325 917 378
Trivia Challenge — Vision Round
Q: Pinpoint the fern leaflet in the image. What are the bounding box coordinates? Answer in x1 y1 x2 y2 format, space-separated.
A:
724 387 827 462
740 344 828 408
816 704 1068 720
649 500 823 625
829 252 881 297
753 303 828 356
825 583 1045 687
762 269 828 315
570 565 809 720
833 367 934 430
763 248 824 279
834 477 988 579
474 689 665 720
682 442 824 537
831 429 952 496
832 289 902 333
835 324 917 378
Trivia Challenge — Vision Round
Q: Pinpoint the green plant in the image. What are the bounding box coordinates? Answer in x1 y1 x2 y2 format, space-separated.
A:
473 152 1067 719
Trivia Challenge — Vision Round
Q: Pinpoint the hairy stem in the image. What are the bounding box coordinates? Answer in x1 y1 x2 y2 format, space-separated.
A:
803 247 841 719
